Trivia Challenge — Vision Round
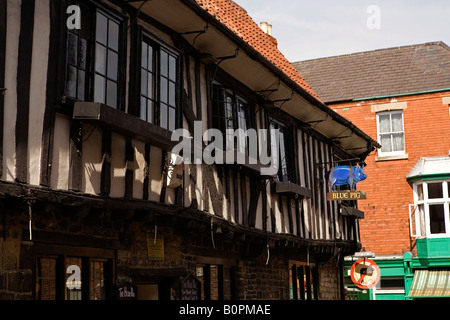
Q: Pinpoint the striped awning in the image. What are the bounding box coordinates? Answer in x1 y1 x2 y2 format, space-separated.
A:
408 269 450 298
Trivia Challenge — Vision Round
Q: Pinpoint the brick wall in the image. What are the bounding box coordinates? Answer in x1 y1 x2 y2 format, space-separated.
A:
237 250 289 300
0 226 34 300
317 257 341 300
330 91 450 255
1 199 347 300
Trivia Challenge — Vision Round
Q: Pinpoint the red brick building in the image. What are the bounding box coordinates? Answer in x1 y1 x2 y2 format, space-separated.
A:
294 42 450 299
294 42 450 255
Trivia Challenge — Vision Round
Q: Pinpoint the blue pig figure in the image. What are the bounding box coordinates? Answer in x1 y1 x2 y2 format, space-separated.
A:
325 164 367 191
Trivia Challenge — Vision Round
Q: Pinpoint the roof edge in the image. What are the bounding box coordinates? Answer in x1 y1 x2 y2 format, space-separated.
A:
182 0 381 154
292 41 449 65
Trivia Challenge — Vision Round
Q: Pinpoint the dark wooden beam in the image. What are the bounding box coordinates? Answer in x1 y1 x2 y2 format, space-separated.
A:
124 137 134 198
40 0 65 187
68 120 83 191
0 0 6 178
15 0 35 183
100 129 112 196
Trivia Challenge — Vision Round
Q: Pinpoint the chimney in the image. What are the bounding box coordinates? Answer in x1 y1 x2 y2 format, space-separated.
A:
260 21 269 34
260 22 277 45
266 23 272 36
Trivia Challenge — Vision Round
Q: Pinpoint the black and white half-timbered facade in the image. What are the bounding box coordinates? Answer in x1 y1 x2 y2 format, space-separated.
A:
0 0 379 300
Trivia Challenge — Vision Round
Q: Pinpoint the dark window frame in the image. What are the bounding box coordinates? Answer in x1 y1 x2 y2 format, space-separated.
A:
35 247 114 301
212 82 255 155
129 26 182 131
196 263 237 300
290 263 319 301
268 117 297 183
64 0 127 111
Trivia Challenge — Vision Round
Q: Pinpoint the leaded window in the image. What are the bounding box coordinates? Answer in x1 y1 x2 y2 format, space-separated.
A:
140 37 179 131
65 2 124 109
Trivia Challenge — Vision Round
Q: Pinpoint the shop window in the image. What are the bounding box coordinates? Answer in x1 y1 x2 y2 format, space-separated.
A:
289 263 318 300
376 110 405 156
139 37 179 131
36 255 112 300
196 264 236 300
36 257 57 300
65 1 125 109
411 180 450 237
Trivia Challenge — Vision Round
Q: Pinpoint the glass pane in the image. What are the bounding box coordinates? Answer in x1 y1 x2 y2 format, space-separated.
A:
94 75 106 103
90 261 105 300
108 20 119 51
95 43 107 75
36 258 56 300
169 55 176 81
107 50 118 81
141 69 148 96
78 38 87 69
66 65 77 98
169 107 176 131
429 204 446 234
417 184 424 201
65 257 82 300
147 100 154 124
448 182 450 198
238 104 248 131
77 70 85 101
106 80 117 108
169 81 176 106
67 33 78 65
378 114 391 133
210 265 219 300
148 73 154 99
270 123 279 170
392 133 404 152
428 182 444 199
140 97 147 121
379 134 392 153
418 205 426 237
160 78 168 103
160 103 168 129
160 51 168 77
96 12 108 45
279 131 288 182
391 112 403 132
141 43 148 68
148 46 153 72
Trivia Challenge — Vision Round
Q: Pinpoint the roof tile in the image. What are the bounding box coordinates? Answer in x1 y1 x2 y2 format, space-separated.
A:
293 42 450 102
194 0 319 99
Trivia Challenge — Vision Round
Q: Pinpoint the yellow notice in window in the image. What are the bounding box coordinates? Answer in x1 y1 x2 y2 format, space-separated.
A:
147 234 164 260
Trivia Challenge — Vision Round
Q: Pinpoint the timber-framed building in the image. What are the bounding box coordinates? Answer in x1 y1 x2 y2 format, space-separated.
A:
0 0 378 300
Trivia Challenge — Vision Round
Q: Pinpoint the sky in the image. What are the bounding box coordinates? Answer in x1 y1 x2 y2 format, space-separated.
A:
235 0 450 62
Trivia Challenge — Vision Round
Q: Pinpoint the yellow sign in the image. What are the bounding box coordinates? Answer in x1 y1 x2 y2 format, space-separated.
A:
147 234 164 260
327 190 366 201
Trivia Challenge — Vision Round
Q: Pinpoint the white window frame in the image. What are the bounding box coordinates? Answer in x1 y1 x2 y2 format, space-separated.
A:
412 180 450 238
376 110 405 157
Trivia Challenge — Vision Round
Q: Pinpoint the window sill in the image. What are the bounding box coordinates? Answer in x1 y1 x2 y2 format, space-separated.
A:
73 102 176 151
341 206 364 219
274 181 312 198
375 154 408 162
